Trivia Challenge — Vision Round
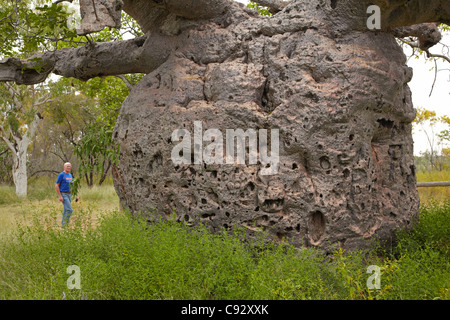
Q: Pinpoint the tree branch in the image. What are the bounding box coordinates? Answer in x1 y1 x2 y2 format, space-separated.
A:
0 124 17 154
144 0 233 20
392 23 442 51
425 51 450 64
0 148 9 157
429 58 438 97
1 0 242 86
122 0 234 33
72 0 237 36
368 0 450 29
394 23 450 65
52 150 68 163
115 75 134 90
53 0 73 4
30 169 60 177
0 56 54 85
0 35 173 85
4 82 23 109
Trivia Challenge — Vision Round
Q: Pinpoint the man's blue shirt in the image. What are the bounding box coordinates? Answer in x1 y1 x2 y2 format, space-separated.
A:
56 172 73 193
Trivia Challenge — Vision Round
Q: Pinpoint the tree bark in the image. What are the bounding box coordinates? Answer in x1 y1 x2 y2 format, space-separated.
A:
1 1 448 85
12 140 28 197
77 0 123 35
371 0 450 29
98 160 112 186
0 35 175 85
392 23 442 51
0 0 449 250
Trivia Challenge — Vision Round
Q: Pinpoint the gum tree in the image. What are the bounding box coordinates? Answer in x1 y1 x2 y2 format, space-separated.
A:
0 83 48 196
0 0 76 196
1 0 450 250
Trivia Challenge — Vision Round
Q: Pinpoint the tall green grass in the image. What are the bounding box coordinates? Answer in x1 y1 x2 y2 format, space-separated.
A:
0 175 117 205
0 201 448 300
0 179 119 234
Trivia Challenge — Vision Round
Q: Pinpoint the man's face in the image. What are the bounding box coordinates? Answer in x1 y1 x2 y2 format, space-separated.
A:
64 164 71 173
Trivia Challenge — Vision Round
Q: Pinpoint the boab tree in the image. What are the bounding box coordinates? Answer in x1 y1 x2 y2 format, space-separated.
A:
1 0 449 251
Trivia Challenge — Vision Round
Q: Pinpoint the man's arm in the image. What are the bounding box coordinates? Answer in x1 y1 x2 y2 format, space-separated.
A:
55 183 63 202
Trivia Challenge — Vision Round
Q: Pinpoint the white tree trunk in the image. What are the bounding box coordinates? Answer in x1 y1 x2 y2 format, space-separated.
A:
0 113 40 197
11 143 28 197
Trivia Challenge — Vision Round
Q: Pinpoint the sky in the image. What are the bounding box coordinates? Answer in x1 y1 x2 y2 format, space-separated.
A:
406 38 450 155
234 0 449 156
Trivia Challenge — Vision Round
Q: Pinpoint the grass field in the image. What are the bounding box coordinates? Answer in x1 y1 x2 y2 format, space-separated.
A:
0 174 448 300
0 177 119 235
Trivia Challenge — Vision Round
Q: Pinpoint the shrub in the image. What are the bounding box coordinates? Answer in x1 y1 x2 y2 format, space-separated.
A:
0 201 448 300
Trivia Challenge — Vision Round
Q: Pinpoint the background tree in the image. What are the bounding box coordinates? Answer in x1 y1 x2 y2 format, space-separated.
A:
413 107 440 178
437 115 450 170
0 82 48 196
437 115 450 147
413 107 450 176
0 140 13 184
0 0 77 196
397 24 450 88
70 74 142 187
247 1 272 16
31 76 98 180
1 1 143 191
36 75 126 187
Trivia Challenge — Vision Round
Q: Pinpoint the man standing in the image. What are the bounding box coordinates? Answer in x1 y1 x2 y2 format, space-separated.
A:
55 162 78 226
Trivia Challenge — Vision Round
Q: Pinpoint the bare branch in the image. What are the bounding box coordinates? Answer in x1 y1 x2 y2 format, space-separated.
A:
425 51 450 64
394 23 450 65
30 169 60 177
0 148 9 157
0 124 17 154
0 35 172 85
392 23 442 51
4 82 23 109
53 0 73 4
429 58 438 97
115 75 134 90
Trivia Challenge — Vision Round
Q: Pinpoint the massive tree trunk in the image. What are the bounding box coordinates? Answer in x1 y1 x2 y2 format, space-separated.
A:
1 0 449 250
